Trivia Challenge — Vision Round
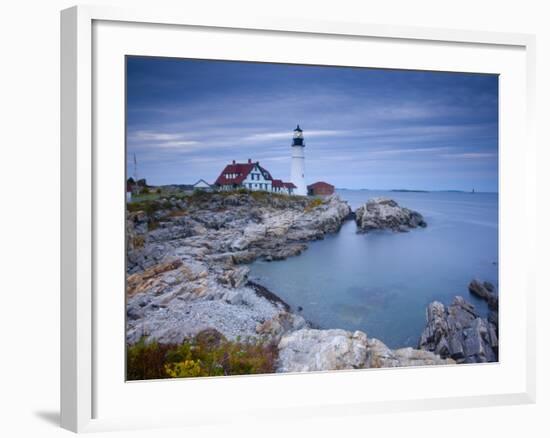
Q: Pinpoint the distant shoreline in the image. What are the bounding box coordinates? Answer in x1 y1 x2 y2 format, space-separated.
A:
336 188 498 194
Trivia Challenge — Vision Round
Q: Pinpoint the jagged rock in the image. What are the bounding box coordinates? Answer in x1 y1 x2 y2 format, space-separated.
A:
419 296 498 363
468 279 498 310
355 198 427 233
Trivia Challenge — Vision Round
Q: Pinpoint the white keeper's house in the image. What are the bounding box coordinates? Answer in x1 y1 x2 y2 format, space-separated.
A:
214 125 313 195
214 158 296 195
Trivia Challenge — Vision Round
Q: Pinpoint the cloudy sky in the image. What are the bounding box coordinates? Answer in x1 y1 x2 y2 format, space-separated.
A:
126 56 498 191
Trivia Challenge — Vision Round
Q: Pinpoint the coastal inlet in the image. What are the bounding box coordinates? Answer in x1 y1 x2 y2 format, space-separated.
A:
251 189 498 348
126 190 498 378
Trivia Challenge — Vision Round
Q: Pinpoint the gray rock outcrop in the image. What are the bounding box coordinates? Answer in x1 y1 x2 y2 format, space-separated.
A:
355 198 427 233
418 296 498 363
126 193 351 345
276 328 454 372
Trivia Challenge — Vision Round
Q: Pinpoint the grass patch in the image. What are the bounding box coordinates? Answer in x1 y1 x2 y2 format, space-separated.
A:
127 199 172 215
127 330 277 380
130 193 162 203
304 197 325 212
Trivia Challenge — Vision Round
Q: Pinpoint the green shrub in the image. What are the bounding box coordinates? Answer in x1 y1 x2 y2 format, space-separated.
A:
126 338 174 381
127 331 277 380
127 200 160 215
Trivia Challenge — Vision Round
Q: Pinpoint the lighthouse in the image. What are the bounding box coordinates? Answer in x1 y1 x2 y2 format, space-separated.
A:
290 125 307 195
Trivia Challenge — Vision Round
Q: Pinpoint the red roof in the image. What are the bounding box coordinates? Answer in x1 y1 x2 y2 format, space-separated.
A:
284 182 297 189
215 163 254 185
272 179 284 188
215 160 274 186
307 181 334 190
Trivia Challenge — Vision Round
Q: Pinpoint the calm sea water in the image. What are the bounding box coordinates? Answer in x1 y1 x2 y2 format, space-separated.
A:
249 190 499 348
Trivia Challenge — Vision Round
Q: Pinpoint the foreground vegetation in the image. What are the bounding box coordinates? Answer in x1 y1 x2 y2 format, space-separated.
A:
127 329 277 380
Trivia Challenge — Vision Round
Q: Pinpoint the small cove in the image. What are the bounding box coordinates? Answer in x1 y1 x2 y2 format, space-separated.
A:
249 190 498 348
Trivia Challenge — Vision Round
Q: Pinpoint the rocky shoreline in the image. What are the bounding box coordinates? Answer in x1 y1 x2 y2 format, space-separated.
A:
126 192 350 346
126 191 496 373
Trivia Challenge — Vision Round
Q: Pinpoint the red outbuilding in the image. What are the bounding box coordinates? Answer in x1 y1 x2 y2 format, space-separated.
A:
307 181 335 196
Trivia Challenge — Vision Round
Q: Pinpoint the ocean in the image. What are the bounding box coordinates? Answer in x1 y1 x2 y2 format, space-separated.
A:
249 189 499 348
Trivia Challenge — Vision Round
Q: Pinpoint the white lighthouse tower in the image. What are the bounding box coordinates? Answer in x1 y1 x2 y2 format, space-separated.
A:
290 125 307 195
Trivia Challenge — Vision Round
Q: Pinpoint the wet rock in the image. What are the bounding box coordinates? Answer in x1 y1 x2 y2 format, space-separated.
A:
355 198 427 233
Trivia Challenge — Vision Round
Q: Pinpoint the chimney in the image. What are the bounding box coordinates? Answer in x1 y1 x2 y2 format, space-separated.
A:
248 158 252 164
232 160 236 164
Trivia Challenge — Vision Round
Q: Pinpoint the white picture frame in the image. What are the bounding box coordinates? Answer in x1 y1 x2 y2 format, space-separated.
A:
60 4 537 433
